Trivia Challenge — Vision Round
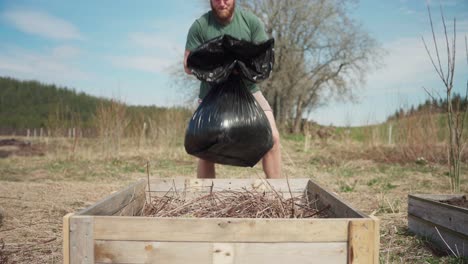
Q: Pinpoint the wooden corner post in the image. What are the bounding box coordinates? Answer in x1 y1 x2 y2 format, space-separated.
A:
63 213 73 264
348 218 379 264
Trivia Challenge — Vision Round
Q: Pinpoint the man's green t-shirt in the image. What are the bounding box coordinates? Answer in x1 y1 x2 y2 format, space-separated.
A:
185 8 268 99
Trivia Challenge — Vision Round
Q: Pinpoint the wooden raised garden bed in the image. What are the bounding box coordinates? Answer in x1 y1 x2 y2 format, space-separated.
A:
63 178 380 264
408 194 468 257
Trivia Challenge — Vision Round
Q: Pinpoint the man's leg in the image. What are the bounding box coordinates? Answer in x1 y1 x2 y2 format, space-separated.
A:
197 159 215 178
253 91 282 179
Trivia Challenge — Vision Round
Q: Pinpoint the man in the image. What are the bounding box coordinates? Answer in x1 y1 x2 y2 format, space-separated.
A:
184 0 281 179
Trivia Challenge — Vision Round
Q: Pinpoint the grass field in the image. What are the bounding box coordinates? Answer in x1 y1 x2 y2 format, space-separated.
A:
0 134 467 263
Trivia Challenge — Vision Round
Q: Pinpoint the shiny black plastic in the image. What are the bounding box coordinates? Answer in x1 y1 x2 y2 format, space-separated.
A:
184 35 275 167
187 35 275 84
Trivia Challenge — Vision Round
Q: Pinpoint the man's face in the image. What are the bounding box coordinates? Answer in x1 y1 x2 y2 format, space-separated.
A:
210 0 235 24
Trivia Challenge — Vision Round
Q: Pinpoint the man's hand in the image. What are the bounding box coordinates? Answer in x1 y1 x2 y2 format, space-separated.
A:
184 50 192 75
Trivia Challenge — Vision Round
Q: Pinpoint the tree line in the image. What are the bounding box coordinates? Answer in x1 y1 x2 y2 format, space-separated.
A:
0 77 101 129
387 94 468 121
0 76 191 133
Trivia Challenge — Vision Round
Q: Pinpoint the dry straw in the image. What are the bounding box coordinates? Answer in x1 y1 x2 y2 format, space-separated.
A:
143 186 329 219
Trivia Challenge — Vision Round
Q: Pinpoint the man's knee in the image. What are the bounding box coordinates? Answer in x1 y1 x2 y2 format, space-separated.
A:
271 128 280 148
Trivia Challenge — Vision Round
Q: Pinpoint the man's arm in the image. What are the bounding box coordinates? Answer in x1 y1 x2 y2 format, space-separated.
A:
185 19 204 75
184 50 192 75
248 11 268 43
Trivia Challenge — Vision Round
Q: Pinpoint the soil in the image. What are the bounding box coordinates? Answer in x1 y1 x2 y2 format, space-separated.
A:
0 181 123 263
439 196 468 209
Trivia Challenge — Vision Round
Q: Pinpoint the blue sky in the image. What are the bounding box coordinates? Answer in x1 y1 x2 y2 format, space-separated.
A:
0 0 467 126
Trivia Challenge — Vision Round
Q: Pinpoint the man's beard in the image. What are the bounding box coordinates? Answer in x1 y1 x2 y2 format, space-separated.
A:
210 1 235 24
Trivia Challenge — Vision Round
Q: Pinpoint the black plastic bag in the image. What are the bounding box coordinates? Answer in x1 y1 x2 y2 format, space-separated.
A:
187 35 274 84
184 35 275 167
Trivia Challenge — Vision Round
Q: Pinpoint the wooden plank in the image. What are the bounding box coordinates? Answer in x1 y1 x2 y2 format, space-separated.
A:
409 194 468 214
148 191 305 200
94 216 351 242
213 243 234 264
348 219 375 264
78 179 146 216
148 178 309 193
411 194 465 201
408 214 468 257
95 241 211 264
408 195 468 235
63 213 73 264
306 180 366 218
113 191 146 216
70 216 94 264
370 215 380 264
94 240 348 264
230 242 347 264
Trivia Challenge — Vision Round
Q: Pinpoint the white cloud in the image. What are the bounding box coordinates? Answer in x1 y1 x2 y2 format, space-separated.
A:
399 6 416 15
0 45 89 84
51 45 81 58
128 32 184 55
112 28 187 75
2 9 83 40
366 25 468 93
427 0 462 7
110 55 175 74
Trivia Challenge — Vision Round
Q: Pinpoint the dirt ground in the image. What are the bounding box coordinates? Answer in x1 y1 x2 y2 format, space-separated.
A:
0 181 125 263
0 137 467 263
440 196 468 209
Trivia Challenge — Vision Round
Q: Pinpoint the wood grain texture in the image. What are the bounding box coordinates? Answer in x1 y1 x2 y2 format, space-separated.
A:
93 216 350 242
408 214 468 257
348 219 376 264
69 216 94 264
408 195 468 235
113 190 146 216
306 179 366 218
78 179 146 216
370 215 380 264
94 240 348 264
62 213 73 264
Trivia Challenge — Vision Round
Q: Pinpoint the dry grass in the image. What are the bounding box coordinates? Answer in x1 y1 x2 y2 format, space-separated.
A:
144 189 327 219
0 135 467 263
0 239 8 264
0 180 126 263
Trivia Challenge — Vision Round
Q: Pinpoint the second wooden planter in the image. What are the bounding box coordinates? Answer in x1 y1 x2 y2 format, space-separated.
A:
408 194 468 257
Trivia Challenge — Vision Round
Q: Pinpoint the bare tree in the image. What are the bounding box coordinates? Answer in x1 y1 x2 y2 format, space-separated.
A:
169 59 200 107
240 0 382 132
422 5 467 192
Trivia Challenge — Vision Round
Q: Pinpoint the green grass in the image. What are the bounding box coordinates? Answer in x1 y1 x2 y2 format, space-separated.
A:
338 180 356 192
341 112 468 144
281 133 305 142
